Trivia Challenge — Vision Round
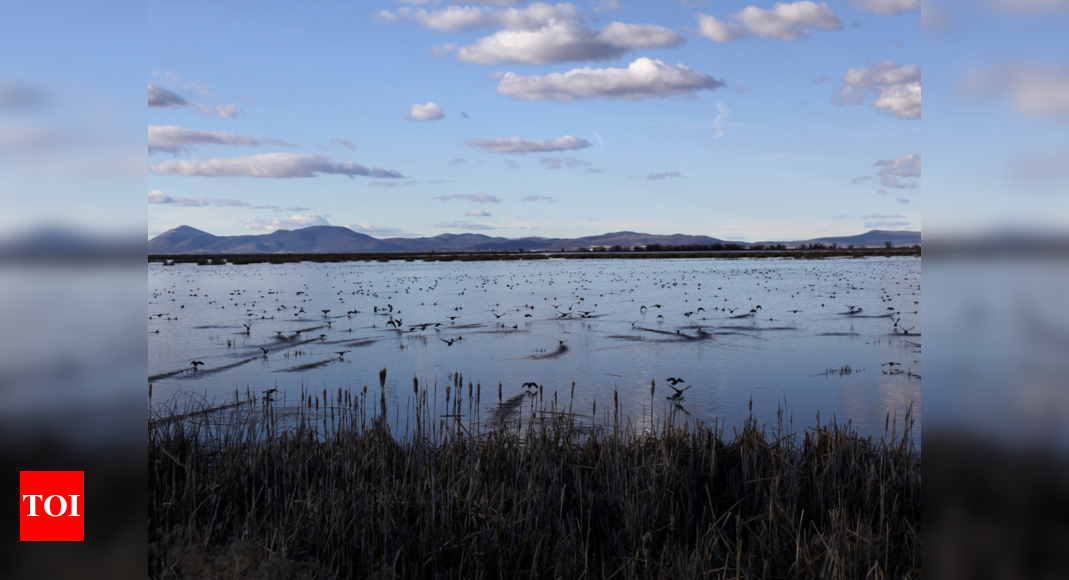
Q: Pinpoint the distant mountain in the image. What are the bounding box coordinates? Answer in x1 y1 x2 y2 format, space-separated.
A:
147 225 920 254
756 230 921 248
148 225 407 254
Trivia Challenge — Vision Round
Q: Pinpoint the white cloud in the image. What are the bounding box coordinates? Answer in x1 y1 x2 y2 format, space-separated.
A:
713 101 729 139
455 19 684 65
434 221 496 230
465 135 591 154
852 0 920 16
874 152 921 188
838 61 921 119
960 64 1069 118
647 170 684 180
896 197 911 204
396 3 581 32
522 195 554 202
496 57 723 102
449 157 469 166
243 214 331 231
433 193 503 203
862 213 906 219
696 15 747 42
147 82 188 108
147 190 250 207
373 9 398 22
148 125 296 154
345 223 404 235
193 104 243 119
698 2 842 43
406 101 445 121
735 2 842 41
148 153 404 178
465 209 492 216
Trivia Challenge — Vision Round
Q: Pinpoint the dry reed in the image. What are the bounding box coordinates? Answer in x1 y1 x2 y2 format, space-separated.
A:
149 377 920 579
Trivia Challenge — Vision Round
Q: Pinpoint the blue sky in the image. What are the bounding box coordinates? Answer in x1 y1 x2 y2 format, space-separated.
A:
147 0 925 241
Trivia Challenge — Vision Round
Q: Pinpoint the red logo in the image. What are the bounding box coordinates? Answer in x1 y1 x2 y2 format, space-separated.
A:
20 471 84 541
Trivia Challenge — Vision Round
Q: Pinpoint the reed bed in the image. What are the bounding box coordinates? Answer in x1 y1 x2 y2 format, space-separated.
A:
149 373 920 579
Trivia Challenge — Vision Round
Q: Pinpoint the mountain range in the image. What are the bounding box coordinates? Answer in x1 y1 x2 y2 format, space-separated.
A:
147 226 921 255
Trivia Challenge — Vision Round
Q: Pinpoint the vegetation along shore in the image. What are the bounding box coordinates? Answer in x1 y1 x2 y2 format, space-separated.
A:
149 371 921 579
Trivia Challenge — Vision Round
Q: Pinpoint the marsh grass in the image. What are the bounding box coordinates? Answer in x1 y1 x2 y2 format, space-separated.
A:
149 374 920 579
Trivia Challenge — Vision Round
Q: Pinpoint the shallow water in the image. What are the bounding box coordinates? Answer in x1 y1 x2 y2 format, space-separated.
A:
148 256 921 439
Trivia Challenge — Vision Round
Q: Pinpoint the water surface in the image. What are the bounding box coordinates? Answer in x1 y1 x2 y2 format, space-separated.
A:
148 256 921 439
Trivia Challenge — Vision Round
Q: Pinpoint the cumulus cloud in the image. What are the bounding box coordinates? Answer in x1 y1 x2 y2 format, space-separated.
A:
331 138 358 150
243 214 331 231
434 221 496 230
853 175 873 184
455 20 684 65
522 195 555 202
148 82 188 108
696 15 747 42
148 125 296 154
148 190 250 207
896 197 911 204
496 57 723 102
697 2 842 43
874 152 921 188
735 2 842 40
466 209 492 216
647 170 684 180
465 135 591 154
852 0 920 16
540 156 591 169
407 101 445 121
960 64 1069 118
148 153 404 179
837 60 921 119
394 3 581 32
433 193 503 203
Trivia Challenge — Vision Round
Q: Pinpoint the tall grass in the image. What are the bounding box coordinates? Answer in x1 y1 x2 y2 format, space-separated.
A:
149 374 920 579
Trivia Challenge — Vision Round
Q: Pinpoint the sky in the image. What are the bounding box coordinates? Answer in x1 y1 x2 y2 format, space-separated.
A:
145 0 929 241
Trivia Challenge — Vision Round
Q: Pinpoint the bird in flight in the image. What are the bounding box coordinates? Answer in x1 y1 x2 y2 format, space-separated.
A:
882 362 901 367
441 338 456 346
260 347 268 356
666 377 685 385
667 385 691 400
522 382 538 389
334 351 350 358
190 361 204 370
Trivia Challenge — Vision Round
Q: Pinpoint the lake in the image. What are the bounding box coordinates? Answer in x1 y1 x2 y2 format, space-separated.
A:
148 255 921 440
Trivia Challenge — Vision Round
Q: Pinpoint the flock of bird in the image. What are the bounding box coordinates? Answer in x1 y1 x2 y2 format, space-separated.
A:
152 258 921 421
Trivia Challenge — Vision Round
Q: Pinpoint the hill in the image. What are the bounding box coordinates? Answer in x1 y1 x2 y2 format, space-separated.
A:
148 226 920 254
